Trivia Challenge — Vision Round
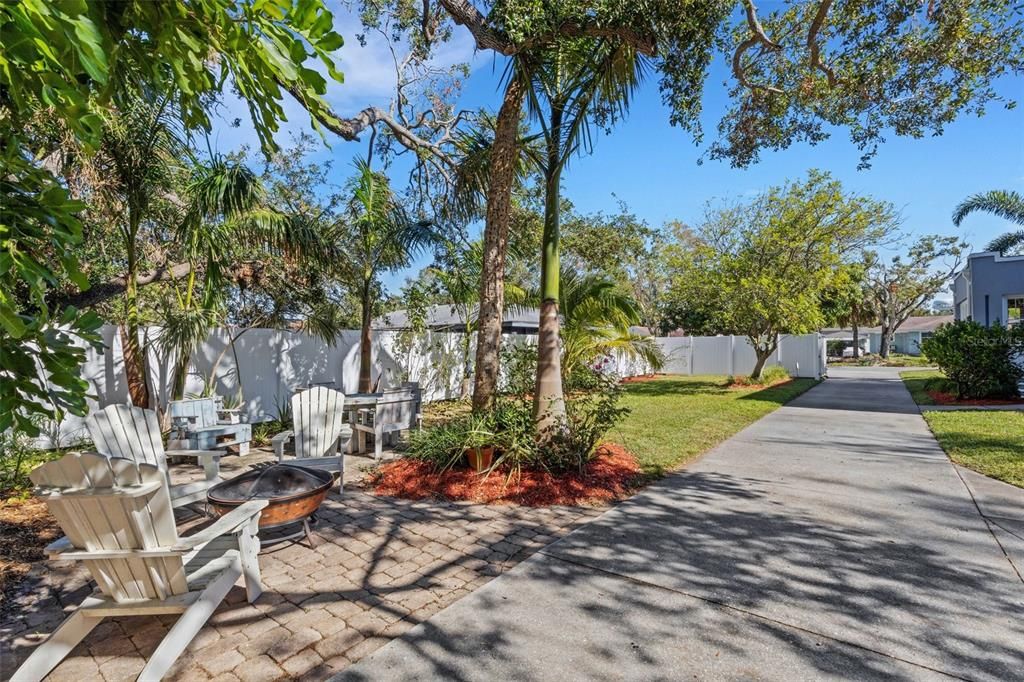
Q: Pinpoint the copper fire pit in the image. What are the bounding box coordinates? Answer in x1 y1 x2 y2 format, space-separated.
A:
207 464 334 546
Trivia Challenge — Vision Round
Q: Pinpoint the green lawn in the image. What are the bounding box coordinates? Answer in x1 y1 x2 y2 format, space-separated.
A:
923 411 1024 488
900 369 948 405
610 375 819 476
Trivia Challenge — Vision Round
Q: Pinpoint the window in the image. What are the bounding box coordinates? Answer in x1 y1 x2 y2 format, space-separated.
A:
1008 297 1024 328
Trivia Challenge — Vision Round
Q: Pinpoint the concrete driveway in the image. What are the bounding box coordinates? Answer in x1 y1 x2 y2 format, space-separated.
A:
340 367 1024 681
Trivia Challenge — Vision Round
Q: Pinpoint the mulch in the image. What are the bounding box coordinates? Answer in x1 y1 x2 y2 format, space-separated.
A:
727 378 794 390
370 444 643 507
0 497 61 609
926 389 1024 406
620 374 660 384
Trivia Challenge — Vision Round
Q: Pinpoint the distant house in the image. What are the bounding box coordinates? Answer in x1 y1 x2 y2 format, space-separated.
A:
952 251 1024 328
374 304 540 333
863 315 954 357
375 304 653 337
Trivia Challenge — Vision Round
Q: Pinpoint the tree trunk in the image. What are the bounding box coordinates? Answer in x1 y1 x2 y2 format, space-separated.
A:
471 77 525 412
750 348 772 380
851 320 860 359
533 108 566 441
460 329 472 399
122 213 151 409
879 325 892 359
359 284 373 393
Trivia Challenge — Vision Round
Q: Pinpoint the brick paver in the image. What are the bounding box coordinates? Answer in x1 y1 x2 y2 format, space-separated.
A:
0 449 602 680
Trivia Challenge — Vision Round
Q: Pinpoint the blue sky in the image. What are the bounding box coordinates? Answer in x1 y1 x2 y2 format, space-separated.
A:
210 11 1024 296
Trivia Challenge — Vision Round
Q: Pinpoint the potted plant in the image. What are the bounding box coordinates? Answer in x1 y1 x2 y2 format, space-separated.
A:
463 416 496 472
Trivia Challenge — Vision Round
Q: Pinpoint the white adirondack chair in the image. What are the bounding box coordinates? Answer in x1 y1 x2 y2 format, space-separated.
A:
88 404 223 508
352 384 421 460
12 452 266 682
272 386 351 484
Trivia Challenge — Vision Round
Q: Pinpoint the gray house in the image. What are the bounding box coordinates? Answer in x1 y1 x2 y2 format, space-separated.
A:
952 252 1024 328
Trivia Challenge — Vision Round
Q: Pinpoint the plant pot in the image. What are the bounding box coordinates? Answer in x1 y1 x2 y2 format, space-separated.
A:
466 445 495 472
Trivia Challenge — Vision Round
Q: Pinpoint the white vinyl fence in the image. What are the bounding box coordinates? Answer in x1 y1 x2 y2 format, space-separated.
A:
42 325 824 447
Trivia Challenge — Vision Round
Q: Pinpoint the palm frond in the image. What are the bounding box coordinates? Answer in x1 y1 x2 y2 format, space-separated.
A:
952 190 1024 227
987 229 1024 255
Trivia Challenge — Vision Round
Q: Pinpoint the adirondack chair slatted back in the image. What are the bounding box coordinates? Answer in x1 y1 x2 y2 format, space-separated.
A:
292 387 346 459
30 452 188 602
375 388 418 429
88 405 166 470
168 398 218 429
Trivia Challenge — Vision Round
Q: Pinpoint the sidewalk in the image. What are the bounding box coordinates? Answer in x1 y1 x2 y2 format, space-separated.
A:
341 367 1024 681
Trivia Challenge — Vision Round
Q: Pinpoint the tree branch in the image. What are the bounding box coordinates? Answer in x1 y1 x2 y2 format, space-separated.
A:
807 0 838 87
734 0 784 94
55 262 194 309
436 0 658 57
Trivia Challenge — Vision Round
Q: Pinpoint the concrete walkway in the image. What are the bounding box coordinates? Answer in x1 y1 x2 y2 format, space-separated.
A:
341 368 1024 681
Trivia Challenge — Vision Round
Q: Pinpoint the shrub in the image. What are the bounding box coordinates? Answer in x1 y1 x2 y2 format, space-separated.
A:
731 366 791 386
406 375 630 477
921 321 1024 399
251 419 291 447
0 427 63 499
499 342 537 397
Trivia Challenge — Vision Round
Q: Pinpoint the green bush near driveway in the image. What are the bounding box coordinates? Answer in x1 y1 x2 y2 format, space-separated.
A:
923 411 1024 488
612 375 819 477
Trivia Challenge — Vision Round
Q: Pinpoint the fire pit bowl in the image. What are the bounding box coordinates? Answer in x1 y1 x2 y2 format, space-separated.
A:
207 465 334 537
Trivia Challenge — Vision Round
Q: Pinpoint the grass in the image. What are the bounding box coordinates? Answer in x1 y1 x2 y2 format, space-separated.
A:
900 369 948 405
923 411 1024 488
610 375 819 477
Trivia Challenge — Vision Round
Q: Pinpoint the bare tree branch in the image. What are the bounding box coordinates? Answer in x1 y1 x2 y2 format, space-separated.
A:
807 0 838 87
734 0 784 94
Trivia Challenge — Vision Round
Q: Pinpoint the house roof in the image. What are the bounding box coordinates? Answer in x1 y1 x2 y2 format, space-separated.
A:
822 315 954 338
374 304 540 331
861 315 954 334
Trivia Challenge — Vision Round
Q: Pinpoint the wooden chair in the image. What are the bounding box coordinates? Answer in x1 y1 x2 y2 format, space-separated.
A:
271 386 351 484
12 452 266 682
351 384 422 460
88 404 223 508
168 397 252 456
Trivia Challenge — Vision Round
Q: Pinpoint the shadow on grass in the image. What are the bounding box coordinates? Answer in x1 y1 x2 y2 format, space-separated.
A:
620 377 731 397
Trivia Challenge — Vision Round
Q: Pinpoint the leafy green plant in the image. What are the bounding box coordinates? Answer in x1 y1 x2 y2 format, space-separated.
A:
251 419 290 447
546 378 630 474
921 321 1024 399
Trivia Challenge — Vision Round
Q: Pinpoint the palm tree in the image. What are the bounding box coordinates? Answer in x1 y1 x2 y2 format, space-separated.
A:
522 38 648 438
952 190 1024 255
80 95 185 408
555 270 664 379
428 239 528 398
338 160 436 393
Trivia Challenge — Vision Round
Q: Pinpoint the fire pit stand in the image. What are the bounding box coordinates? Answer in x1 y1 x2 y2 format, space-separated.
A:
206 464 335 549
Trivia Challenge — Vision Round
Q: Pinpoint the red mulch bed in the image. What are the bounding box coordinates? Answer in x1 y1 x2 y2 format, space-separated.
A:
370 444 642 506
728 378 794 390
621 374 660 384
926 389 1024 406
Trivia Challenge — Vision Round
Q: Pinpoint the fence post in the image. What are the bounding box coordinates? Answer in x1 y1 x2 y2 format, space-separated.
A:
728 335 735 377
688 337 694 376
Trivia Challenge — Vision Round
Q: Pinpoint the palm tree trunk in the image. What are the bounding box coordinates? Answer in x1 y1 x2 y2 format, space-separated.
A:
533 105 566 441
852 320 860 359
122 211 150 408
359 282 373 393
471 77 525 412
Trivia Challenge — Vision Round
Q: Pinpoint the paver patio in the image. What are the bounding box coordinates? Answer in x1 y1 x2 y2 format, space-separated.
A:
0 450 602 680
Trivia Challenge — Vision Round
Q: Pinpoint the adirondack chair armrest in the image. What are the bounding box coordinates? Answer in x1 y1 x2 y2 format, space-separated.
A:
173 500 269 552
165 448 224 482
271 430 293 460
